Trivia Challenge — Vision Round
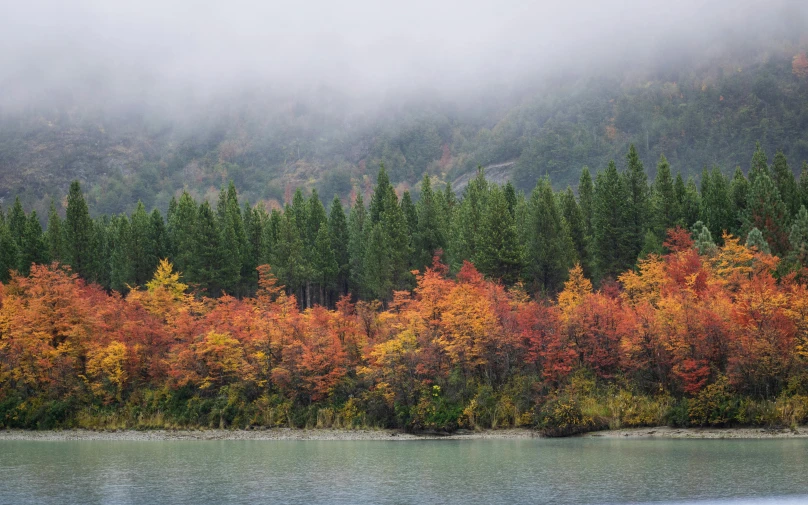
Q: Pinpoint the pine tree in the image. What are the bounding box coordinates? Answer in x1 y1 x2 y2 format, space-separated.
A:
692 221 717 256
730 167 749 236
560 187 589 276
789 205 808 268
800 162 808 211
592 161 632 280
623 145 649 259
312 225 338 305
401 191 418 239
651 154 679 238
347 195 368 297
328 196 350 296
45 201 66 262
148 209 170 274
169 191 198 278
193 202 230 296
109 215 135 293
503 181 517 217
217 182 247 295
19 211 48 276
680 177 702 230
449 168 488 271
89 217 112 289
476 185 523 285
64 180 93 278
749 142 769 184
363 222 393 301
700 167 732 243
130 201 154 286
578 167 594 238
241 204 265 296
8 197 26 247
369 164 392 224
746 227 771 255
272 210 307 299
523 179 574 292
771 150 799 218
414 175 445 271
0 224 19 282
744 168 789 256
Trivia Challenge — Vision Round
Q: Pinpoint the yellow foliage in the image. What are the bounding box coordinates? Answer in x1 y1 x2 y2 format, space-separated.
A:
619 255 666 306
558 263 592 314
86 341 128 402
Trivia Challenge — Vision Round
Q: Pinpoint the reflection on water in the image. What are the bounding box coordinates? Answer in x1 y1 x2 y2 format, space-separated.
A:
1 438 807 505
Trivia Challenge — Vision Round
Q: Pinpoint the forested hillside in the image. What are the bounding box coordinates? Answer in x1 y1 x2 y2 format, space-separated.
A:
3 41 808 218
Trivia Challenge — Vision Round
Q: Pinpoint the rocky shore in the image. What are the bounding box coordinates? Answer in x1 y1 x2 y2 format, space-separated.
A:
3 426 808 441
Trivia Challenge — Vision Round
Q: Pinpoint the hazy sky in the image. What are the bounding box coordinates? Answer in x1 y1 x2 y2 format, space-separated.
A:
0 0 805 111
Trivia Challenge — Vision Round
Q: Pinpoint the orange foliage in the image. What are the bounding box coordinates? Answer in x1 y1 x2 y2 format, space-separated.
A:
1 235 807 412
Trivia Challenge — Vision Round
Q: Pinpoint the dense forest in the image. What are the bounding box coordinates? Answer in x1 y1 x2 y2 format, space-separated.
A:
3 142 808 433
3 42 808 219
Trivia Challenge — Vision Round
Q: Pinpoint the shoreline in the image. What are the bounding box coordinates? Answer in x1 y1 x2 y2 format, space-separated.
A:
1 426 808 441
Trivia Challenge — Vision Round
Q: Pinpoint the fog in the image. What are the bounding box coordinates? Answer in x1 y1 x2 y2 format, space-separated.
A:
1 0 806 114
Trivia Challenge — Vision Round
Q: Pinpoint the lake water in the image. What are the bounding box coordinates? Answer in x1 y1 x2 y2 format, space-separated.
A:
1 438 807 505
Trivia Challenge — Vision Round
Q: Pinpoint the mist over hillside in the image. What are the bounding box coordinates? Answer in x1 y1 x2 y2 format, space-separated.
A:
1 0 807 216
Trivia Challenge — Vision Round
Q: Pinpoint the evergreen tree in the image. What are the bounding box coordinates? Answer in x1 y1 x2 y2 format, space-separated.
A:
109 216 135 293
578 167 594 238
363 223 393 301
744 168 789 256
241 204 265 295
680 176 702 230
369 164 392 224
312 225 338 305
449 168 488 271
130 201 154 287
503 181 517 217
64 181 93 278
730 167 749 236
651 154 679 238
800 162 808 211
19 211 48 276
560 187 589 276
592 161 632 280
476 185 523 285
789 205 808 268
328 196 350 296
169 191 198 277
0 224 19 282
148 209 170 273
193 202 230 296
217 182 247 295
522 179 574 292
45 201 66 262
262 209 282 266
8 197 25 247
749 142 769 184
347 196 368 297
700 167 732 243
272 210 308 299
692 221 717 256
401 191 418 239
623 144 649 259
746 227 771 255
414 175 445 271
772 150 799 218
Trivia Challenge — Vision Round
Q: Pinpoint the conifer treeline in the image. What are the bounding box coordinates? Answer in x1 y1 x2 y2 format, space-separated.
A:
3 142 808 304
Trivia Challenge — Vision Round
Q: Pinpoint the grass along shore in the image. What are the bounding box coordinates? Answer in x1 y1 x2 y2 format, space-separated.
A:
2 426 808 441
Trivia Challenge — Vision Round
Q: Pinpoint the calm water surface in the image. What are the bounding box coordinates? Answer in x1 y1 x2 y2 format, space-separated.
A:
1 438 807 505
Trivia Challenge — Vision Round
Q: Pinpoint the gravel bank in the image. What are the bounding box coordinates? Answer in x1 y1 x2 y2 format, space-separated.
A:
582 426 808 439
3 426 807 441
0 428 538 441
